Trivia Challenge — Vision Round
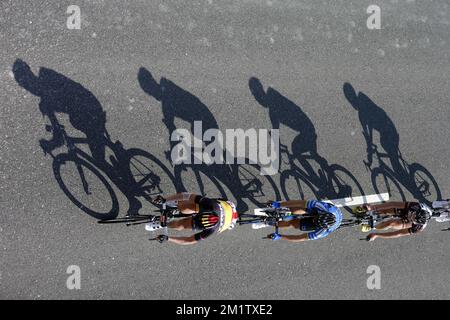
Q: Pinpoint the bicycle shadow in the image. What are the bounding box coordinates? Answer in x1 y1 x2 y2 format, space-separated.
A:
13 59 177 219
249 77 364 204
138 67 223 190
138 68 281 212
343 82 442 205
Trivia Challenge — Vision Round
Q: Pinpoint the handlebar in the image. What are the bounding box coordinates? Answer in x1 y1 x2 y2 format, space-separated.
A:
149 202 172 242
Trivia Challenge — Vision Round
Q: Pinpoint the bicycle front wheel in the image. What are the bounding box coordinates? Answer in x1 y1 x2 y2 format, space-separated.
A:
127 149 178 198
53 153 119 219
409 163 442 206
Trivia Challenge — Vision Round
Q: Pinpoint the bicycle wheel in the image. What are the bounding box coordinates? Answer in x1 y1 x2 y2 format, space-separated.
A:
127 149 178 198
408 163 442 206
53 153 119 219
371 168 406 202
236 164 281 206
280 169 316 201
174 165 227 198
328 164 365 212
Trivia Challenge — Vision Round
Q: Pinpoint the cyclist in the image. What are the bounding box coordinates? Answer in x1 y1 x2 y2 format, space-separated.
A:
145 193 238 245
358 200 450 241
254 200 343 242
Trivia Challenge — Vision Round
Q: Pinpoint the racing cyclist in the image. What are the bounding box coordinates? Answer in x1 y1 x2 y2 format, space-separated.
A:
254 199 343 242
145 193 238 245
358 200 450 241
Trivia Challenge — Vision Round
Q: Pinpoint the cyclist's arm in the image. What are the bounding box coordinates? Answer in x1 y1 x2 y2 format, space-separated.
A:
168 235 198 245
279 234 309 242
371 229 410 240
362 122 374 164
362 122 373 145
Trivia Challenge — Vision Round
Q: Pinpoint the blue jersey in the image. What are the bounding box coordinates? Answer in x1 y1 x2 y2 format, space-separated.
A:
305 200 342 240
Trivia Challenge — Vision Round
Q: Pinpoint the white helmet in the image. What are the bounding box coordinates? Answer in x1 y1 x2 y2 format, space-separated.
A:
415 203 433 225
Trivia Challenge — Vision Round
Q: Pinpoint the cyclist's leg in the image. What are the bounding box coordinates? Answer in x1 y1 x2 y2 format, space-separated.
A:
278 219 301 229
365 202 408 215
375 218 412 231
164 192 200 213
167 216 193 230
280 200 308 214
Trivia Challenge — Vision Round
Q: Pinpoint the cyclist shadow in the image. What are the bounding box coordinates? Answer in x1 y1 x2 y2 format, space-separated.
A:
138 68 280 212
249 77 364 204
343 82 442 205
138 67 223 190
12 59 176 219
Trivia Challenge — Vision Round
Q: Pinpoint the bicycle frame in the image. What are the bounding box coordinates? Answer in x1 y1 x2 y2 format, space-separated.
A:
279 144 333 194
339 210 402 229
53 125 158 204
238 207 306 234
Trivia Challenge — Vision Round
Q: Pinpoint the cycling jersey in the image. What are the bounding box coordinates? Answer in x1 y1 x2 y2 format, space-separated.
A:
299 200 343 240
191 196 237 241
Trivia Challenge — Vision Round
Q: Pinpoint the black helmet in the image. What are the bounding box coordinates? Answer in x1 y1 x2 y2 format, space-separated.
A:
316 213 337 229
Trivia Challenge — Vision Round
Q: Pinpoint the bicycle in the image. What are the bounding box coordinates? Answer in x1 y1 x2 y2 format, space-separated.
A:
340 204 450 237
238 205 399 241
339 206 399 230
365 143 441 206
98 202 181 242
238 206 296 236
45 123 177 219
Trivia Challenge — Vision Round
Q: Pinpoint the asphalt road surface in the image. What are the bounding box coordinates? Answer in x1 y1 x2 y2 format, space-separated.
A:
1 0 449 299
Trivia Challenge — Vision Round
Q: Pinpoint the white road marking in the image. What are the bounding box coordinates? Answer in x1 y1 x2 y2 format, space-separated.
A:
253 193 389 214
324 193 390 207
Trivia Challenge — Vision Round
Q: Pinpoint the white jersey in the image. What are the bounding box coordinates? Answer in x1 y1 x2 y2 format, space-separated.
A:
432 200 450 222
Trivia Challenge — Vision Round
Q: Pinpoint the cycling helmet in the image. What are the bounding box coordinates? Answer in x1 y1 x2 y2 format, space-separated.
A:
415 203 433 225
316 213 337 229
229 201 239 230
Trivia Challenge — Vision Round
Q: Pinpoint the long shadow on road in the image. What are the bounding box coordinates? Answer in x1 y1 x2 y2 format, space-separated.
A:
138 67 281 212
343 82 442 205
249 77 365 209
13 59 177 219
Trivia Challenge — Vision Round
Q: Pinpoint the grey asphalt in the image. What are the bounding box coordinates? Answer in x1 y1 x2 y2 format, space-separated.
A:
1 0 449 299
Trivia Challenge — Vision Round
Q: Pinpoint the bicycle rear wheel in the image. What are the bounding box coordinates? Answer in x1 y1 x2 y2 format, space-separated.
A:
53 153 119 219
236 164 281 207
280 169 316 200
371 168 406 202
328 164 365 212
